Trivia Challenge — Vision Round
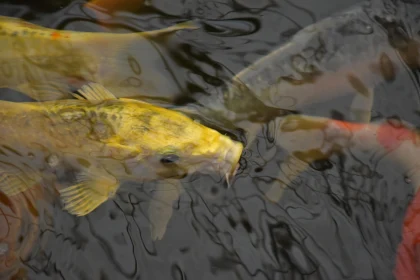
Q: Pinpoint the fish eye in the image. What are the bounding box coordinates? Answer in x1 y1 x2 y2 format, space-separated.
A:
160 154 180 164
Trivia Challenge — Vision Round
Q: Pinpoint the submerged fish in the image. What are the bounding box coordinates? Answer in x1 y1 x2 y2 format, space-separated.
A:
225 2 419 124
264 113 420 199
185 1 420 205
0 83 243 240
0 15 197 102
263 112 420 279
184 1 420 157
394 183 420 280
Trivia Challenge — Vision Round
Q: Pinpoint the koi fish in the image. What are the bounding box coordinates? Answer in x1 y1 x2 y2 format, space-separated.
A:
187 2 419 155
0 83 243 240
394 186 420 279
265 113 420 201
0 15 198 103
226 3 419 124
264 113 420 279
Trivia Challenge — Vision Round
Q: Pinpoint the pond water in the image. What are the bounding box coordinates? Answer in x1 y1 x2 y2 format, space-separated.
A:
0 0 419 279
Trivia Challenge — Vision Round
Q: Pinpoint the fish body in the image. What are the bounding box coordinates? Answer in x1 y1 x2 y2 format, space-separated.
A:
394 186 420 279
222 2 419 123
0 83 243 218
264 113 420 200
0 15 197 102
186 2 419 150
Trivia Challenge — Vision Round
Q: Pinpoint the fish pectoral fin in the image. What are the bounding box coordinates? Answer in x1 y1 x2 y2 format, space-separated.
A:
0 172 34 196
75 83 117 102
265 155 309 202
349 87 374 123
148 180 184 241
59 168 119 216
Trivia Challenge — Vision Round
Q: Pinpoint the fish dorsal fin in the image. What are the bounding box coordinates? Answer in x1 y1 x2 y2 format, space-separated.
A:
59 167 119 216
74 83 117 102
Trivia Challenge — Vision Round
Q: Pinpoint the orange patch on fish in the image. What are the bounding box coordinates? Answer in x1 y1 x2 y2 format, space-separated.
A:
51 31 61 39
330 119 416 152
394 189 420 279
376 122 416 152
331 120 366 132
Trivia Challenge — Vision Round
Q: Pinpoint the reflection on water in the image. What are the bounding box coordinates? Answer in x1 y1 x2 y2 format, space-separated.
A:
0 0 419 279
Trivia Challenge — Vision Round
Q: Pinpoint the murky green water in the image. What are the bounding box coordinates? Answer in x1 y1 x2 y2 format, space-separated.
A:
0 0 420 279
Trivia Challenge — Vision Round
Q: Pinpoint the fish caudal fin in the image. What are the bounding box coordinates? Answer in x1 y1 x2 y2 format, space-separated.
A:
59 167 119 216
148 180 183 241
74 83 117 101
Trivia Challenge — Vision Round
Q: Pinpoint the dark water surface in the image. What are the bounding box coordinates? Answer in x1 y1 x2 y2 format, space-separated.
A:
0 0 420 279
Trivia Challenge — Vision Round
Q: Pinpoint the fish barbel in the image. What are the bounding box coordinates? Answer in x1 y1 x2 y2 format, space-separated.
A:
0 15 197 102
0 83 243 222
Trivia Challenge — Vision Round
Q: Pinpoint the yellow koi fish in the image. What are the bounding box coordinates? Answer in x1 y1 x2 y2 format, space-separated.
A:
0 83 243 240
0 15 197 102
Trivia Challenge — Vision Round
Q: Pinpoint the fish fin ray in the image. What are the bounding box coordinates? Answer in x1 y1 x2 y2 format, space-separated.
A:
0 172 32 196
0 164 40 196
59 168 119 216
76 83 117 101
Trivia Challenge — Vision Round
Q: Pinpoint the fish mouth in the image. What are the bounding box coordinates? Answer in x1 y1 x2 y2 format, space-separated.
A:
224 143 243 171
219 140 243 185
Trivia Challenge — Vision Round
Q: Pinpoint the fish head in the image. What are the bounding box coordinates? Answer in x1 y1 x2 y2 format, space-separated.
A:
122 103 244 181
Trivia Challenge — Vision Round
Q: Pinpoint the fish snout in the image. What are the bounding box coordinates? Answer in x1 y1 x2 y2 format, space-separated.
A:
224 143 243 169
218 137 243 177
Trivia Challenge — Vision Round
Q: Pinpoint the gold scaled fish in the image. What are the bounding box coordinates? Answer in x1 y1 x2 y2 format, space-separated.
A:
0 83 243 221
0 15 197 102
